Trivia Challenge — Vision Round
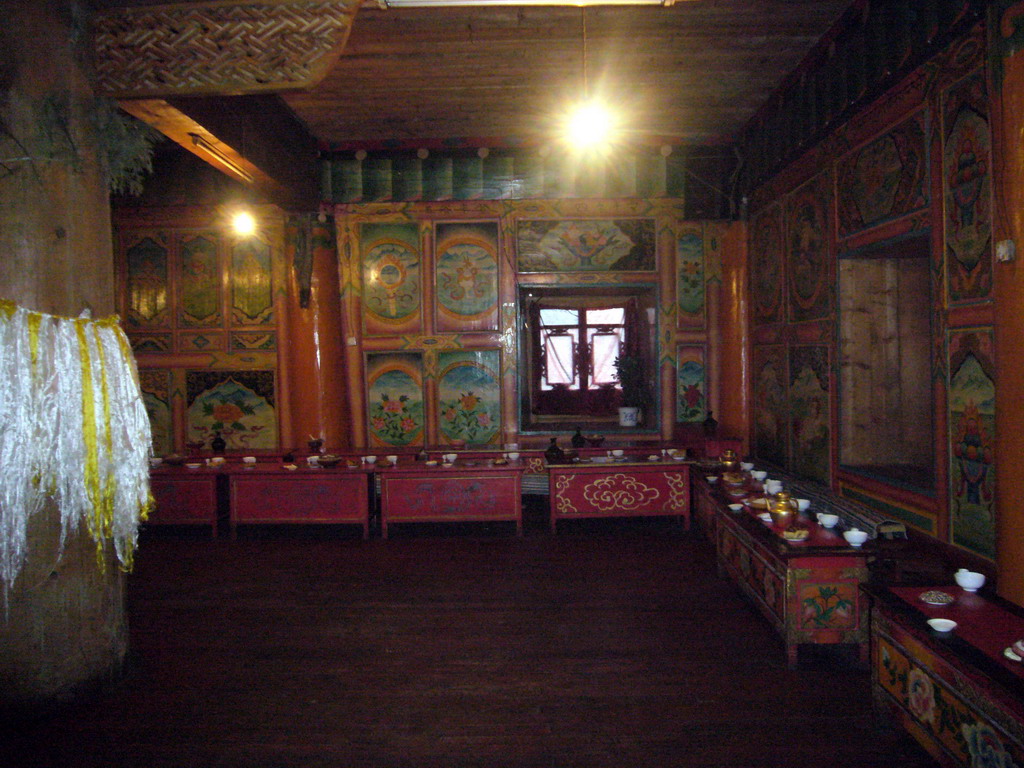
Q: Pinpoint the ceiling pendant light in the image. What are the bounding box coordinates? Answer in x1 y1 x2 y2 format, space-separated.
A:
562 7 617 152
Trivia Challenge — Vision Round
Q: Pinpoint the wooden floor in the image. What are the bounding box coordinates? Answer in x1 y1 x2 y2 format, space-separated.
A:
2 515 937 768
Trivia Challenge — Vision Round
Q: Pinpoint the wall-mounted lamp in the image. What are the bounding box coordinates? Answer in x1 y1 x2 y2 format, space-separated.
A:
232 210 257 236
189 133 254 183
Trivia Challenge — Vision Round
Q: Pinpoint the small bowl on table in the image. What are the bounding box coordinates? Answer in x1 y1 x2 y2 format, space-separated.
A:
843 528 869 547
318 454 343 468
727 503 743 513
927 618 957 633
816 513 839 529
954 569 986 592
751 470 768 482
795 498 811 513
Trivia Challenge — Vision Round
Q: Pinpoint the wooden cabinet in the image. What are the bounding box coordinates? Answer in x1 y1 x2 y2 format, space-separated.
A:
865 584 1024 767
703 478 870 667
378 461 525 539
229 466 372 538
149 467 220 535
548 459 691 533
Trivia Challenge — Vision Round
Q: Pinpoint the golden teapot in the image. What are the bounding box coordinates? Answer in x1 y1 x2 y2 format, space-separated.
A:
719 449 739 472
768 490 797 529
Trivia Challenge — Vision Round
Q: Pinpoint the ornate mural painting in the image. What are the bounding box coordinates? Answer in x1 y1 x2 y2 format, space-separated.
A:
179 232 221 327
943 70 993 305
837 111 929 238
750 205 784 324
186 370 278 450
515 219 656 272
125 233 169 328
436 350 501 446
676 227 705 329
139 369 172 456
789 346 831 484
230 237 273 325
753 345 788 468
675 345 706 423
361 222 422 335
948 329 996 560
434 221 499 332
786 172 832 323
366 352 424 448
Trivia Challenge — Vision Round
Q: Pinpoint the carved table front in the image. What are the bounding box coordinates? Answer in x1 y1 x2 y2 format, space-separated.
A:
548 458 691 533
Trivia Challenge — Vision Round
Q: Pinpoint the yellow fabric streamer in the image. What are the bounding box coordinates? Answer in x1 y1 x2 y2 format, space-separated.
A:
0 302 152 596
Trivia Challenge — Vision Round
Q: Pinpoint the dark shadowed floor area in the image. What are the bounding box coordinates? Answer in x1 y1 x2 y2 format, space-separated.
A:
1 513 937 767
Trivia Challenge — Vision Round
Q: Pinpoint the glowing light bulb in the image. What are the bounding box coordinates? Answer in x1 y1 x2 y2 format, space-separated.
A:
232 211 256 236
564 99 615 150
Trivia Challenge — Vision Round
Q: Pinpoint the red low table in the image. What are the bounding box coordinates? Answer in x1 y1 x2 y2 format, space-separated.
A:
148 464 220 536
378 459 526 539
229 463 373 539
547 457 691 533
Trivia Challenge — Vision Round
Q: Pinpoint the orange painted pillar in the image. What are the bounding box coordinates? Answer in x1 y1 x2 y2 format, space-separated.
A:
284 215 350 452
717 222 750 455
989 4 1024 606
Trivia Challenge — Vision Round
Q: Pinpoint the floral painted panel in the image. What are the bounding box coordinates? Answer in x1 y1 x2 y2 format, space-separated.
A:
230 238 273 325
366 352 424 448
753 345 788 469
675 345 706 423
837 111 929 239
750 205 784 324
437 350 501 446
516 219 656 272
125 233 170 328
789 346 830 484
186 370 277 450
139 369 172 456
949 328 996 560
676 227 705 329
876 635 1023 767
944 70 993 304
786 172 832 323
179 232 221 327
434 221 499 332
361 222 421 334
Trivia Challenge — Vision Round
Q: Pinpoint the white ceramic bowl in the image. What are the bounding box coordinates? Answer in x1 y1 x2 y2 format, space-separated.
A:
386 454 398 464
242 456 256 465
706 475 718 484
927 618 957 633
727 503 743 513
185 462 202 470
954 569 986 592
817 513 839 529
751 470 768 481
506 451 520 461
443 453 457 463
740 462 754 471
843 529 869 547
363 455 377 464
795 498 811 512
611 449 624 457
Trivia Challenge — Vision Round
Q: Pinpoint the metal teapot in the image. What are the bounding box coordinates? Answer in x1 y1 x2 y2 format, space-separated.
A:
768 490 797 529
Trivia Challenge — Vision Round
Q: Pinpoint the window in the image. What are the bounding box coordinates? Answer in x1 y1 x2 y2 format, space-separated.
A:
539 306 625 392
519 285 656 431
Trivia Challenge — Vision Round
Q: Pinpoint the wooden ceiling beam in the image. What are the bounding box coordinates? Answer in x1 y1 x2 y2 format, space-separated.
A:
92 1 361 209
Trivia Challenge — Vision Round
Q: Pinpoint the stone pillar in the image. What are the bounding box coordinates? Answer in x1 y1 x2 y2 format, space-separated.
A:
0 0 127 708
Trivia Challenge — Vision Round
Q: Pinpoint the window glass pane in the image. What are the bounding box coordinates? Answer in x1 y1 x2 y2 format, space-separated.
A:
586 307 624 325
590 331 622 388
540 308 578 326
543 333 577 389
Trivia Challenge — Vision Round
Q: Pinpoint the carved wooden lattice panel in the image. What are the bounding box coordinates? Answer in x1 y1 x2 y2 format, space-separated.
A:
92 1 359 98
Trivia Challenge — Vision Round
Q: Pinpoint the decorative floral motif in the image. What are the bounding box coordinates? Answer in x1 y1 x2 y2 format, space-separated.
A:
800 585 854 629
962 723 1017 768
907 668 936 725
370 393 422 445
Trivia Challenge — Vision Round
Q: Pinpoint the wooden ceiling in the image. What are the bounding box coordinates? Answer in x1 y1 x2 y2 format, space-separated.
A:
285 0 853 149
89 0 853 150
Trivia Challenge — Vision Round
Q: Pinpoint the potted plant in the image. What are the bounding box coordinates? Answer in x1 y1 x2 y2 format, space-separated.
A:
613 354 650 428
